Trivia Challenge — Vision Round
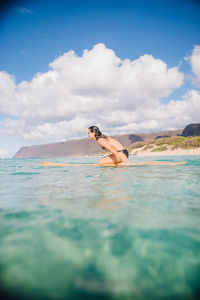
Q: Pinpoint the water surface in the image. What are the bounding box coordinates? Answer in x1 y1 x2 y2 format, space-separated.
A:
0 156 200 299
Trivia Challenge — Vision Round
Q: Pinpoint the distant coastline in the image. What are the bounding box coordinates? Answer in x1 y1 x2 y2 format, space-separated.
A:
13 123 200 158
131 148 200 156
130 136 200 156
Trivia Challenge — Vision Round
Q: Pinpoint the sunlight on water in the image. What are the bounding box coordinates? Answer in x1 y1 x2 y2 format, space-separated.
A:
0 156 200 299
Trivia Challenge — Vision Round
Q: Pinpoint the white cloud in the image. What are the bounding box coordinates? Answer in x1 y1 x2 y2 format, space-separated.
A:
19 7 33 14
187 44 200 86
0 72 16 114
0 43 199 144
0 148 9 158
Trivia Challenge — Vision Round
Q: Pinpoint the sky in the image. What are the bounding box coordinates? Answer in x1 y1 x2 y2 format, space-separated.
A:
0 0 200 157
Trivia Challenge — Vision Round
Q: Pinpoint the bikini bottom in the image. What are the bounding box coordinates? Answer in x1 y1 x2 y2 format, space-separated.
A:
117 149 129 158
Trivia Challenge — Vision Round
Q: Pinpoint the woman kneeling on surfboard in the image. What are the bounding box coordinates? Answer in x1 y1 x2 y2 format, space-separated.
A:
88 126 129 166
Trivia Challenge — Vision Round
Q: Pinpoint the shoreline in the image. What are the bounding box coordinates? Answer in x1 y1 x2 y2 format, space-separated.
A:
130 148 200 156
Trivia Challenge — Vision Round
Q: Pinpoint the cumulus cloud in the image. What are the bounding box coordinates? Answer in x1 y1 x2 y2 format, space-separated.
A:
0 43 199 144
187 44 200 86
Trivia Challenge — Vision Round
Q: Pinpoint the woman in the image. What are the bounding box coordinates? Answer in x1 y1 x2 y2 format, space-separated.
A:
88 126 129 165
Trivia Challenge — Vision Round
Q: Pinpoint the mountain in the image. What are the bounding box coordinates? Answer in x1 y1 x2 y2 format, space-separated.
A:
13 129 182 158
181 123 200 137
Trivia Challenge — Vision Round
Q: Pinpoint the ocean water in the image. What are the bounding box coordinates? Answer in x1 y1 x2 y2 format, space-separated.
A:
0 155 200 300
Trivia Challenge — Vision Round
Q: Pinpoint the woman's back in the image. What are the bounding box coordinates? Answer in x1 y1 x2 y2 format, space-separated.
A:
101 136 124 151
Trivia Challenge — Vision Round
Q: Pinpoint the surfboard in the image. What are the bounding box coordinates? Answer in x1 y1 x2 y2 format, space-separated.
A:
41 161 187 167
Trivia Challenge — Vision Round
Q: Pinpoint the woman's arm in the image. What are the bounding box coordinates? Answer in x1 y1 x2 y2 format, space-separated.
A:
97 138 122 162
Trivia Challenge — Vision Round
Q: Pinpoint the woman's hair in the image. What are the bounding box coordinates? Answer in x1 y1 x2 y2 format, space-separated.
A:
88 126 107 140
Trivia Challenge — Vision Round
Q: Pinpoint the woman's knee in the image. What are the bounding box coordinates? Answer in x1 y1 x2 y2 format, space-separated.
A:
98 154 119 165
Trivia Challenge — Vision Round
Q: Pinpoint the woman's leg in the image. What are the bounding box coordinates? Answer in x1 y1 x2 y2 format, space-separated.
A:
98 154 118 165
98 153 128 166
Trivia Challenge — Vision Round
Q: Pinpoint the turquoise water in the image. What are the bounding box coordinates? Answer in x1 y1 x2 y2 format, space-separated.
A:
0 155 200 300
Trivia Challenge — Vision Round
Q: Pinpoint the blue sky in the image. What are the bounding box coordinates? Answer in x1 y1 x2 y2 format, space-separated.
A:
0 0 200 157
1 0 200 81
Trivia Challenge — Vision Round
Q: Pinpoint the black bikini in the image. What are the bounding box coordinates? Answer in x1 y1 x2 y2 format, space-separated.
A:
117 149 129 158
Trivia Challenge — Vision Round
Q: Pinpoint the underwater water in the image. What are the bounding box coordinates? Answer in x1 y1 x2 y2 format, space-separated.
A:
0 156 200 300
